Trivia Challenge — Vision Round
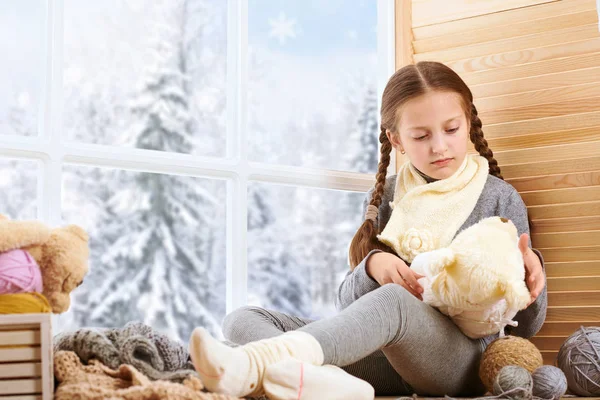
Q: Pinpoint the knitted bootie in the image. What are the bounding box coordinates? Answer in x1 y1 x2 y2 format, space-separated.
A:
263 358 375 400
189 327 324 397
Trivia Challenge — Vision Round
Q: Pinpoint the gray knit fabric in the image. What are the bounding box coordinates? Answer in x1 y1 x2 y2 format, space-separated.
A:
222 173 548 397
53 321 196 382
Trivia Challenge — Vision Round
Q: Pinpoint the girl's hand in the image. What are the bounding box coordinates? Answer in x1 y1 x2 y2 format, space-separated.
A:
366 252 424 300
518 233 545 307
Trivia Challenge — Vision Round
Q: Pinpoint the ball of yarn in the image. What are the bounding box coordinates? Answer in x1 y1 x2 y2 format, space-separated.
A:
493 365 533 400
480 336 543 392
0 249 43 294
557 326 600 396
0 292 51 313
532 365 567 400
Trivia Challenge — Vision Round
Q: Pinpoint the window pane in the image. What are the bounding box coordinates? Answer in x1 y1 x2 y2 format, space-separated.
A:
248 1 379 174
58 165 227 341
63 0 227 157
0 158 38 219
247 182 365 318
0 1 45 136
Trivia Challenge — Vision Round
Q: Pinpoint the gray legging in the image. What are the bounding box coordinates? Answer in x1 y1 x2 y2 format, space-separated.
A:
222 283 488 397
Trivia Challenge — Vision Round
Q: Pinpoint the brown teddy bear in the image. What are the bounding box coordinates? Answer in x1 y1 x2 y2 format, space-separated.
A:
0 214 89 313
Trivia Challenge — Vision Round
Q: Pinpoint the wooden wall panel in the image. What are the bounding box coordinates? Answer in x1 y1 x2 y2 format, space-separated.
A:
396 0 600 365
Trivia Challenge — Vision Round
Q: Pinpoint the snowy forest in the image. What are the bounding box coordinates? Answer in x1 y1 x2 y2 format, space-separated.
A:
0 0 379 343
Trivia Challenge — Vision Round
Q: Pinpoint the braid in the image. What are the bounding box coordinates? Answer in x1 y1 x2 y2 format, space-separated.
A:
470 103 503 180
347 127 396 270
371 127 392 209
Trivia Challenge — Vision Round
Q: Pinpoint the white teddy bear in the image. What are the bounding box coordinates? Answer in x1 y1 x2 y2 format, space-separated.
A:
409 216 531 339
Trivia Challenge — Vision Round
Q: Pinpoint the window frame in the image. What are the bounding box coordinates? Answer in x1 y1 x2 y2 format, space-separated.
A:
0 0 396 316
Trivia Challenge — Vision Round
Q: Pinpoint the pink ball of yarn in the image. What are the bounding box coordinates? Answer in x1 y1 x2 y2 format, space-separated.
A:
0 249 43 294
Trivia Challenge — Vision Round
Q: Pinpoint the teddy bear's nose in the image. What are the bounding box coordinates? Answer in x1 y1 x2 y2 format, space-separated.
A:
500 217 508 223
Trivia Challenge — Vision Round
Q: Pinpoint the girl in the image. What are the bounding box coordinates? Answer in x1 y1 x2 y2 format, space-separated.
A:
189 61 548 399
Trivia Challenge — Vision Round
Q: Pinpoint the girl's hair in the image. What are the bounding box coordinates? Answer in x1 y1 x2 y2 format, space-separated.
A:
348 61 503 270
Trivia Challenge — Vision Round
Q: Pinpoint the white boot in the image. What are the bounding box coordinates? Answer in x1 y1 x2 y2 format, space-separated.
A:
189 327 324 397
264 358 375 400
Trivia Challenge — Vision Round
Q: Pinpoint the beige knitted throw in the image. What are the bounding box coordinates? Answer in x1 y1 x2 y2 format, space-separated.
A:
54 350 242 400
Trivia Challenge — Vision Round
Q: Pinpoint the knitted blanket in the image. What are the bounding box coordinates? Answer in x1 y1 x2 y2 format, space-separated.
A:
54 321 196 382
54 350 241 400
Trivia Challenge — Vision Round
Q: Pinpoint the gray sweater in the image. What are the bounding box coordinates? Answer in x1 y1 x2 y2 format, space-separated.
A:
336 174 548 342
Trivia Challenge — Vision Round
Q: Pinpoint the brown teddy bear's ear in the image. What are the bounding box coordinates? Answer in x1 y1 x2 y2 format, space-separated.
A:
0 219 51 253
63 225 89 242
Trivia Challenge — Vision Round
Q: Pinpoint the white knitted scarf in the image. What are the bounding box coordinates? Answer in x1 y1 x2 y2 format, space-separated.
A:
377 154 489 263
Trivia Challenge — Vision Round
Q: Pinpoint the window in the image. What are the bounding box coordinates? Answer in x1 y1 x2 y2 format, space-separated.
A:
0 0 395 342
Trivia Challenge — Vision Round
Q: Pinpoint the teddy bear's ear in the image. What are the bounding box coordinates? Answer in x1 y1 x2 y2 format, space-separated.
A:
502 280 531 311
427 248 456 276
63 225 89 242
0 219 51 253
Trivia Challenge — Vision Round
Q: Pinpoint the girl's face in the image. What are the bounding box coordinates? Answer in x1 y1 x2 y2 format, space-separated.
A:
388 91 470 180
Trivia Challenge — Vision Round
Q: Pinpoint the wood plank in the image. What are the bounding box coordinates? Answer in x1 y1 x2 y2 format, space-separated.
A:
463 51 600 86
540 246 600 262
476 81 600 112
521 186 600 206
542 351 558 366
448 37 600 74
533 231 600 248
414 10 599 53
537 321 598 335
528 201 600 219
548 291 600 306
0 347 40 362
487 128 600 153
0 325 39 332
412 0 596 39
395 0 413 68
0 330 40 346
547 276 600 291
486 112 600 139
480 97 600 125
39 318 52 397
494 140 600 165
502 157 600 180
0 396 42 400
0 362 41 379
412 0 557 28
507 170 600 192
0 314 50 326
415 24 599 63
0 379 41 395
544 261 600 277
546 305 600 321
531 216 600 234
530 335 567 350
472 66 600 98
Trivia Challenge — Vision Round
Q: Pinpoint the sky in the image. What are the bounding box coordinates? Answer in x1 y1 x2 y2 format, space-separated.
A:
0 1 378 137
249 0 376 55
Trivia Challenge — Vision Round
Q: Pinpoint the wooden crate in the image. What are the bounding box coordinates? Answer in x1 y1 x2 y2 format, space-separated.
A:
0 314 53 400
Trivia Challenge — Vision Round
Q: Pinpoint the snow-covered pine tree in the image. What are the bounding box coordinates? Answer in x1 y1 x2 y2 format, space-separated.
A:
247 183 312 316
70 0 224 342
349 84 379 174
0 96 38 219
